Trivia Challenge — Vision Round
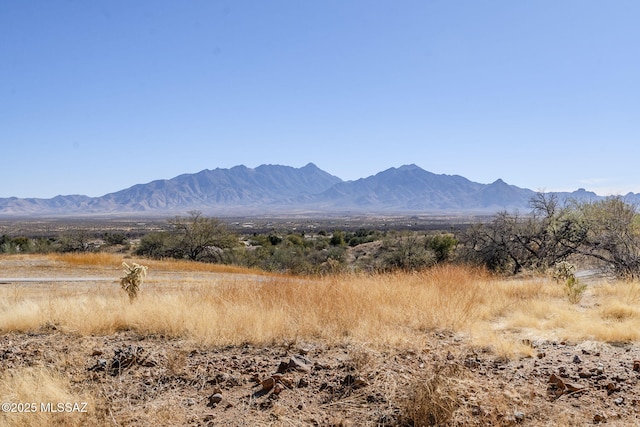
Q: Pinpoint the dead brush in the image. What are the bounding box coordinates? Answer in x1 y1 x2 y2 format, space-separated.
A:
400 363 464 426
120 262 148 301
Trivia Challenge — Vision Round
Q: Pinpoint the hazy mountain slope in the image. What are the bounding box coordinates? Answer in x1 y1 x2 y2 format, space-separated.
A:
0 163 631 216
314 165 532 211
96 163 343 211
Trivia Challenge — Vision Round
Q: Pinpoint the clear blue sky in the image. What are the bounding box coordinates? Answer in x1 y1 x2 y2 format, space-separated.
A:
2 1 639 198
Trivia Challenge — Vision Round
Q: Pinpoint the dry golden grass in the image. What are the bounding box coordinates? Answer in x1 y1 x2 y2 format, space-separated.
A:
49 252 267 275
0 367 99 427
2 254 640 356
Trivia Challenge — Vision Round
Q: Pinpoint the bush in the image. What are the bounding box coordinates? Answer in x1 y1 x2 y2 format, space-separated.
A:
400 364 463 426
428 233 458 263
552 261 586 304
380 234 434 272
135 232 176 259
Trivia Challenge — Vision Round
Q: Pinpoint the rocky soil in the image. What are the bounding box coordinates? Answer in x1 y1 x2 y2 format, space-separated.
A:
1 329 640 426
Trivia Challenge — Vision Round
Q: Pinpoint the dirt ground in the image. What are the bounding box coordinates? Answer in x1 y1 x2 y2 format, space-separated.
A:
1 329 640 426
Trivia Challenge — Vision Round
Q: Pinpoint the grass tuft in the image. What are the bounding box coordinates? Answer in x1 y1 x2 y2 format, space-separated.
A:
0 368 99 427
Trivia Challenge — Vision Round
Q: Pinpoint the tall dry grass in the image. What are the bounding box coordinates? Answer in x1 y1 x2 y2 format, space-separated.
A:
48 252 266 275
0 367 100 427
2 254 640 355
0 264 488 348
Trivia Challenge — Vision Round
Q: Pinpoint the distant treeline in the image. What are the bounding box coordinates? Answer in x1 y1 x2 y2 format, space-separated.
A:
4 195 640 278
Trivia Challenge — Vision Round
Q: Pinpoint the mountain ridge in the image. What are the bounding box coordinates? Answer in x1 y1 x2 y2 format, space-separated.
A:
0 163 635 217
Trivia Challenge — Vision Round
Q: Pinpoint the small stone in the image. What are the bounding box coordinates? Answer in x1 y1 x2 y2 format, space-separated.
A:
572 355 582 364
596 364 604 375
288 355 313 373
208 393 223 406
633 360 640 372
276 361 290 373
273 383 285 395
261 377 275 391
614 397 625 406
297 378 309 388
593 413 606 424
606 382 619 395
514 411 525 423
91 349 103 356
183 398 196 406
446 351 455 361
537 352 546 359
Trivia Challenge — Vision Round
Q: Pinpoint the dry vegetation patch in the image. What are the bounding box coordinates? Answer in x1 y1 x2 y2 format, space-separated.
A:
2 254 640 425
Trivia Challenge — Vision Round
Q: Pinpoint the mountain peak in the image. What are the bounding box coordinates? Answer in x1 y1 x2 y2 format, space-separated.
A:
397 164 421 171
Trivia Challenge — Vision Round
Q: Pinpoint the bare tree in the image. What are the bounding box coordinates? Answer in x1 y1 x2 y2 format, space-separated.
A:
576 197 640 279
168 211 237 261
460 193 588 274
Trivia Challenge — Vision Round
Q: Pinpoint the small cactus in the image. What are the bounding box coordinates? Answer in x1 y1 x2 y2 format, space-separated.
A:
120 262 148 301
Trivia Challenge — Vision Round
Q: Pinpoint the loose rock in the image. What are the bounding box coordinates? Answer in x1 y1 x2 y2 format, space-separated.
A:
208 393 223 406
288 354 313 373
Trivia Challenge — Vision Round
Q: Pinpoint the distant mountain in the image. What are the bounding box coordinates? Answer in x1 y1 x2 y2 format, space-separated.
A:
314 165 535 211
95 163 342 212
0 163 636 217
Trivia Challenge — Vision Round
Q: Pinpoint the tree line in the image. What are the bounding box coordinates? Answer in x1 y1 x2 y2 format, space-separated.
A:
3 196 640 278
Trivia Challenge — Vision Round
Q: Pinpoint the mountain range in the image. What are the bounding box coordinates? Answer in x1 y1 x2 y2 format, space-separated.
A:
0 163 630 217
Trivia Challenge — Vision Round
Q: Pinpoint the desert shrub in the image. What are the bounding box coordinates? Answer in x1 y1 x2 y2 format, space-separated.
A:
428 233 458 263
267 234 282 246
120 262 148 301
56 229 98 253
239 236 346 275
0 235 39 254
400 364 463 426
346 228 382 246
553 261 586 304
330 230 346 246
135 231 176 258
380 234 434 272
103 232 128 246
286 233 305 246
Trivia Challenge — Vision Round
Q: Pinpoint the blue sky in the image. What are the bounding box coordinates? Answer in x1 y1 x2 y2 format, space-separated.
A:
2 1 639 198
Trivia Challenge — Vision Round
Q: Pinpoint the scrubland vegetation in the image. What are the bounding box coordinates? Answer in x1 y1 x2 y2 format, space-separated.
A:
2 253 640 425
3 195 640 280
3 253 640 350
2 195 640 425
